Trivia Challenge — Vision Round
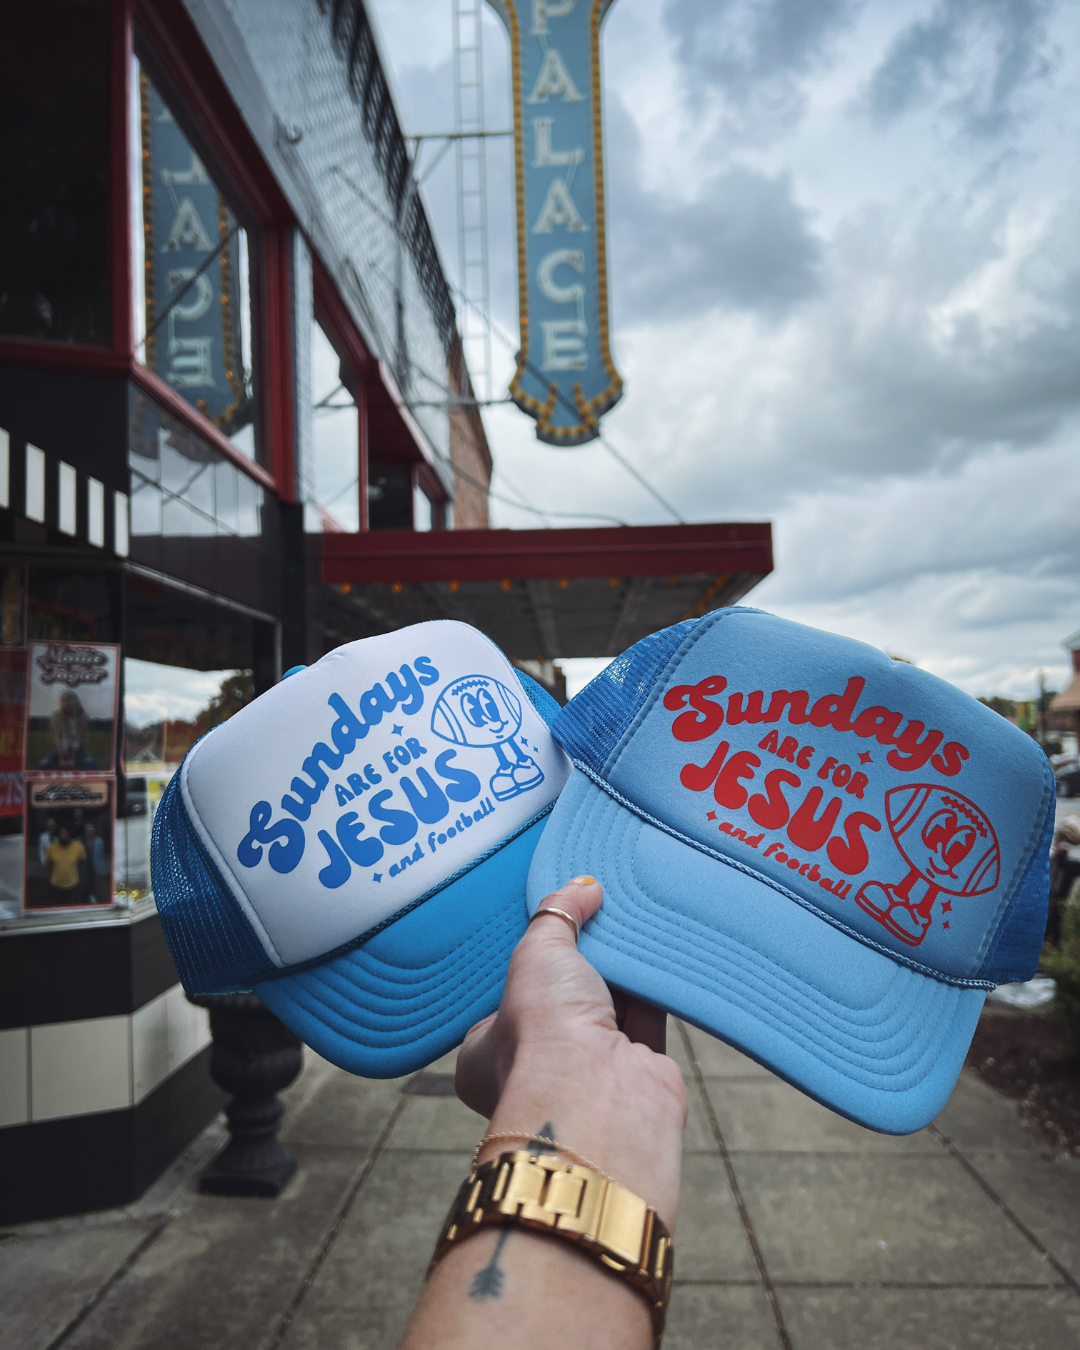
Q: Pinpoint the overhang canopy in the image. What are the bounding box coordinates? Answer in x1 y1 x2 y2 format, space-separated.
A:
320 523 773 658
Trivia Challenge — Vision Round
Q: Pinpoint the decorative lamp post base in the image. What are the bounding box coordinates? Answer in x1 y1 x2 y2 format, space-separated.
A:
188 993 303 1199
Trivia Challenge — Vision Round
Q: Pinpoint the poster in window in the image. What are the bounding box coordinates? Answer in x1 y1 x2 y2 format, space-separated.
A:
24 641 119 774
0 565 26 647
0 650 27 819
24 778 114 910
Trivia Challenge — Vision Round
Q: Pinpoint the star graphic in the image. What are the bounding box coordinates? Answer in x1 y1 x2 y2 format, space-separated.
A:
942 921 950 929
940 900 953 913
858 751 873 765
373 873 382 883
392 724 404 736
707 811 717 821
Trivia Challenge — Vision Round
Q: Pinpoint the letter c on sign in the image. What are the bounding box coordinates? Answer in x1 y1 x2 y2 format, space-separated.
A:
538 249 585 304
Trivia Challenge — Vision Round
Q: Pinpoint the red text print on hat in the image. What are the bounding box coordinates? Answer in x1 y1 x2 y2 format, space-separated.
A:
530 608 1053 1133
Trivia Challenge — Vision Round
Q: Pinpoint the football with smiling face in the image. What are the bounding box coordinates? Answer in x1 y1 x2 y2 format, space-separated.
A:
430 675 523 749
884 784 1000 897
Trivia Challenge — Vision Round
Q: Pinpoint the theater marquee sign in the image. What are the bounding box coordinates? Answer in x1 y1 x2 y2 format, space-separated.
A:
489 0 622 445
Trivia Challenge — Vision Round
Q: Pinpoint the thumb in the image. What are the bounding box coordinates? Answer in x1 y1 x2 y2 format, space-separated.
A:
524 876 602 949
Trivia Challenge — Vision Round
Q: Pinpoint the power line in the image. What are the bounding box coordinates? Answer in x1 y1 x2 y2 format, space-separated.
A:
448 281 686 524
328 159 684 527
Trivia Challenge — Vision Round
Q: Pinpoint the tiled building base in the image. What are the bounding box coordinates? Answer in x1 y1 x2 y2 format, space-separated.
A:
0 1044 225 1224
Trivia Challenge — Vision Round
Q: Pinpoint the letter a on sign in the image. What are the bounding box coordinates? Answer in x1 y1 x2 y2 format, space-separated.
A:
487 1 623 445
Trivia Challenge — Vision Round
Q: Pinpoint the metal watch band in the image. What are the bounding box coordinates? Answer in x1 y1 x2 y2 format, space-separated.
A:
430 1149 674 1345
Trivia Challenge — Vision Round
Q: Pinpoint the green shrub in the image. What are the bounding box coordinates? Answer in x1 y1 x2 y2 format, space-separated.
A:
1042 896 1080 1052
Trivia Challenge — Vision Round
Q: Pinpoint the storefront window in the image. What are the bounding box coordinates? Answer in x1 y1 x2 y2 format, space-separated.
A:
0 567 121 920
0 2 111 345
128 389 264 603
131 56 259 460
118 657 253 900
116 574 273 900
310 319 359 531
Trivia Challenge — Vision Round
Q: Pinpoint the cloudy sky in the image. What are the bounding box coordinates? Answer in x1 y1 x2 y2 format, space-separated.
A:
368 0 1080 700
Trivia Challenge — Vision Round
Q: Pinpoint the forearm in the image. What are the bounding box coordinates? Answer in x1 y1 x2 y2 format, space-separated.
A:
398 1221 654 1350
400 1057 682 1349
398 881 686 1349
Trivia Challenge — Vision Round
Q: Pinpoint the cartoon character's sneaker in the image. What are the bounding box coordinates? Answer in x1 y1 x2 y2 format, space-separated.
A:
489 757 544 801
855 882 932 947
510 758 544 790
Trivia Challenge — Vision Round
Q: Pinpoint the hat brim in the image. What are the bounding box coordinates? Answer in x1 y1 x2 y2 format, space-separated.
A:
528 774 985 1134
256 817 545 1077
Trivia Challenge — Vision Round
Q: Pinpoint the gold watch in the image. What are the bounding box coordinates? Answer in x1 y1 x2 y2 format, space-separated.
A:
430 1149 674 1344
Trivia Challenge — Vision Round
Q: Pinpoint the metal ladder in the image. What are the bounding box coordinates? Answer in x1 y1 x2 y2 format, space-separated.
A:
453 0 492 403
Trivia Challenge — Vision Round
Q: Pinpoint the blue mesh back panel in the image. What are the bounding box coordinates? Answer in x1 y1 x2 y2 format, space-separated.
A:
977 795 1055 984
552 618 704 772
152 771 274 994
515 670 562 727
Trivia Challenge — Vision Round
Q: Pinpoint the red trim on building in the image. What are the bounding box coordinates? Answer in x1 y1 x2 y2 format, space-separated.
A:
1 0 290 499
129 363 277 491
0 340 130 377
311 256 446 522
312 257 375 381
322 523 774 585
358 379 370 531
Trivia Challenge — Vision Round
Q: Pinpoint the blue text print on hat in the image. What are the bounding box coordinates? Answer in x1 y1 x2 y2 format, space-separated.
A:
153 621 570 1076
530 608 1053 1133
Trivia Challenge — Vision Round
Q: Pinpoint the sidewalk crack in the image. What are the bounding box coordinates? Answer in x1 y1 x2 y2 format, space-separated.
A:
676 1020 792 1350
267 1092 410 1349
928 1123 1080 1298
41 1216 171 1350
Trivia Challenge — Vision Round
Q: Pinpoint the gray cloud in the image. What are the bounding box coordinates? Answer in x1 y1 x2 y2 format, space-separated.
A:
662 0 862 134
370 0 1080 699
605 100 822 321
868 0 1060 139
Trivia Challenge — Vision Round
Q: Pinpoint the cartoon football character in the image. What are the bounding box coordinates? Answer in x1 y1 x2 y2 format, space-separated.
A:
855 785 1000 947
430 675 545 801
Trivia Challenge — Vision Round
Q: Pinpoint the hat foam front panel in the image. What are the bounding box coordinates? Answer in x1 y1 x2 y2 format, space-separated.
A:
182 622 570 971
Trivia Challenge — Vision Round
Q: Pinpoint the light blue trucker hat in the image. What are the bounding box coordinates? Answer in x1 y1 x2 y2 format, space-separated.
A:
528 607 1054 1133
153 620 570 1076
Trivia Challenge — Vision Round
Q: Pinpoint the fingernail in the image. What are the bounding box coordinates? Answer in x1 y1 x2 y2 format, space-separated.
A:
570 875 597 886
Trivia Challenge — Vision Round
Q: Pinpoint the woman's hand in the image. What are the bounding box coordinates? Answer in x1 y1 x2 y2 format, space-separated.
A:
398 878 687 1350
456 877 686 1229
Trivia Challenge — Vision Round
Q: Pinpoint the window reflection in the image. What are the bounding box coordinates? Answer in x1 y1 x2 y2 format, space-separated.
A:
128 389 265 604
310 319 359 531
118 657 253 899
130 56 258 460
129 391 263 539
123 658 252 772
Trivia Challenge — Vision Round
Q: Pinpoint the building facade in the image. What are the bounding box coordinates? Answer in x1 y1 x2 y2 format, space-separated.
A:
0 0 772 1222
0 0 493 1223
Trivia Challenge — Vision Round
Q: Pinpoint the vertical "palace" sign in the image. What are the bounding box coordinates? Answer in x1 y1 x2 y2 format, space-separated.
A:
489 0 622 445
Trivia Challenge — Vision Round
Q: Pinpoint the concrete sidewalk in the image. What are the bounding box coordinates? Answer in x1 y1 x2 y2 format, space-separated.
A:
4 1015 1079 1350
